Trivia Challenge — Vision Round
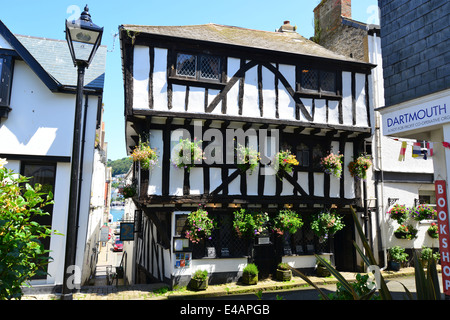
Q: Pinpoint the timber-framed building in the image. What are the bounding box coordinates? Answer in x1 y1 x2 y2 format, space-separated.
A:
119 21 375 287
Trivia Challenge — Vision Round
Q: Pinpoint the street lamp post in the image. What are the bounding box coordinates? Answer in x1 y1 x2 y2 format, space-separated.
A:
61 5 103 300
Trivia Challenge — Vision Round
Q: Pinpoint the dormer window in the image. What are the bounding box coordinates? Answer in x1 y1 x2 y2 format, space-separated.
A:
175 52 222 82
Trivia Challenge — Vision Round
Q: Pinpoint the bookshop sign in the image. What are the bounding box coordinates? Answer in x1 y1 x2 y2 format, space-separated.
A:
381 94 450 136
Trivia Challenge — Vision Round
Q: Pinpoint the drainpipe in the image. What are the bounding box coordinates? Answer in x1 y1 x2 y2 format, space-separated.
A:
371 31 388 270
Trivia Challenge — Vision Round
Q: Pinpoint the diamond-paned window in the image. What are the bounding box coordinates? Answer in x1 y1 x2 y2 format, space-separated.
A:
300 68 338 95
200 55 220 80
320 70 337 93
176 53 197 78
174 52 222 82
301 69 319 91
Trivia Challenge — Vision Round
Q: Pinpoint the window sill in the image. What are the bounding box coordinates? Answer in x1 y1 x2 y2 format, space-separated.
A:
295 91 341 100
169 76 226 90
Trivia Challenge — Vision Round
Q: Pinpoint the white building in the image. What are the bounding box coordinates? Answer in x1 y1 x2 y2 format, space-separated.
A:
0 20 107 293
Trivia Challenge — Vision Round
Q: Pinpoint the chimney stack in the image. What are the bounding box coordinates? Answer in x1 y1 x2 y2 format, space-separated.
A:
277 20 297 33
314 0 352 35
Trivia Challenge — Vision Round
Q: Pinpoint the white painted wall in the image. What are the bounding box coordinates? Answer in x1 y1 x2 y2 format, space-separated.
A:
0 58 102 287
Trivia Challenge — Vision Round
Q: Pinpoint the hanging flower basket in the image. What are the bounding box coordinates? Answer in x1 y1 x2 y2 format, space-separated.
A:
233 208 269 238
184 206 215 244
348 155 372 180
130 141 158 170
320 153 344 179
310 211 345 243
171 138 205 172
236 143 260 175
275 150 299 178
272 209 304 235
388 204 408 224
394 224 418 240
119 184 136 199
409 204 437 221
427 223 439 239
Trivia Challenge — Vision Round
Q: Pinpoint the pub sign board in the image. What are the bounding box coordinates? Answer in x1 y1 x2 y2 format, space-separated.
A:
120 222 135 241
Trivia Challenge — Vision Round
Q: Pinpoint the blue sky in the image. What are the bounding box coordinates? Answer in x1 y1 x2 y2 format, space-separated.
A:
2 0 379 160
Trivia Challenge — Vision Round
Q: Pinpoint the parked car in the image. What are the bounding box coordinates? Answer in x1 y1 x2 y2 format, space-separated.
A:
113 240 123 252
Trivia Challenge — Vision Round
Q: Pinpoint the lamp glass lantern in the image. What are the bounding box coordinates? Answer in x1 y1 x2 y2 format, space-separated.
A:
65 5 103 67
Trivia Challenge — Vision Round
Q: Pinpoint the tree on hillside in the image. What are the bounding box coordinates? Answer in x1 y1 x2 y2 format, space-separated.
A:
107 157 133 176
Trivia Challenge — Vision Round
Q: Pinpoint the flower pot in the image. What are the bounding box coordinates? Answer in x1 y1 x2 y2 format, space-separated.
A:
188 278 208 291
388 260 401 271
242 273 258 285
276 269 292 281
316 265 331 277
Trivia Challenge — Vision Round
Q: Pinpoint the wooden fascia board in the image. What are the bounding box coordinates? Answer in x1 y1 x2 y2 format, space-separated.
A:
130 109 372 134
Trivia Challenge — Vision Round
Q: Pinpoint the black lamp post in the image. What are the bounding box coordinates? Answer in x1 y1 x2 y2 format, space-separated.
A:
62 5 103 300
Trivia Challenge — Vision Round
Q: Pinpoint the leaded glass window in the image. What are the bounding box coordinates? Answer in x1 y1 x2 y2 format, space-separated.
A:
174 52 221 82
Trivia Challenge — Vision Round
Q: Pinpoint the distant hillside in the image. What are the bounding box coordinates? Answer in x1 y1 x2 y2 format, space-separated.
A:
107 157 133 176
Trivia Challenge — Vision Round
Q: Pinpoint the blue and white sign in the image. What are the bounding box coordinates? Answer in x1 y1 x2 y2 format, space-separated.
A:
381 94 450 135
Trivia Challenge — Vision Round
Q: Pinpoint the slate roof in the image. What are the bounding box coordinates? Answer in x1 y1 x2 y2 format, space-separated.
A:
15 35 106 91
121 23 362 64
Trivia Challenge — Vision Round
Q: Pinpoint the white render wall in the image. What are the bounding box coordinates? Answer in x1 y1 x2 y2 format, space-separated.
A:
0 58 100 287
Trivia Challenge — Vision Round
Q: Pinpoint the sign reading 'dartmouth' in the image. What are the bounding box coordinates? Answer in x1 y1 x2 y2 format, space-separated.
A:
381 95 450 135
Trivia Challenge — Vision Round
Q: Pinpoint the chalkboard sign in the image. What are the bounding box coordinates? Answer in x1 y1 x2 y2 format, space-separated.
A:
221 247 230 257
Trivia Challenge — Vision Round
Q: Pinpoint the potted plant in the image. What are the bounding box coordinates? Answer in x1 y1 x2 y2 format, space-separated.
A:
276 262 292 281
130 140 158 170
420 246 440 267
184 206 215 244
171 138 205 172
188 269 208 291
409 204 437 221
236 143 260 175
388 204 408 224
120 184 136 199
394 224 418 240
233 209 268 238
274 150 299 179
320 153 344 179
348 154 372 180
242 263 259 285
388 246 408 271
272 209 303 235
427 222 439 239
310 211 345 243
315 257 332 277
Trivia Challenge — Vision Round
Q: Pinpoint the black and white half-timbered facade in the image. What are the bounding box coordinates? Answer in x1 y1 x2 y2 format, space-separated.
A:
119 22 374 287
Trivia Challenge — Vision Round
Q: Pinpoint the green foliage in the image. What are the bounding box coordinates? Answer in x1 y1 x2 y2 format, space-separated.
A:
277 262 290 270
191 269 208 281
243 263 259 276
184 207 215 244
325 274 380 300
389 246 409 263
310 211 345 243
420 246 440 262
233 209 268 238
0 167 59 300
107 157 133 176
272 209 304 235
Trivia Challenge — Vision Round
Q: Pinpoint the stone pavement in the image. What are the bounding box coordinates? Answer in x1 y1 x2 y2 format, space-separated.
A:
22 266 423 300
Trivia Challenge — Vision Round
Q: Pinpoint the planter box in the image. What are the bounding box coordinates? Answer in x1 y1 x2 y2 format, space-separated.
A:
388 261 401 271
316 265 331 277
276 269 292 281
242 273 258 285
188 278 208 291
